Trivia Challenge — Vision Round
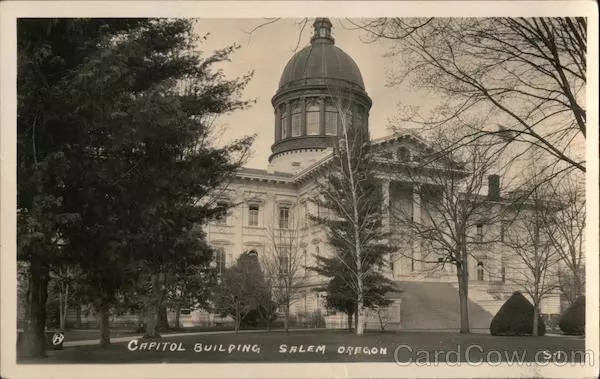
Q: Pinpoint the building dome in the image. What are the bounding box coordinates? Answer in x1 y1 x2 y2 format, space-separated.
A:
278 23 365 90
269 18 372 173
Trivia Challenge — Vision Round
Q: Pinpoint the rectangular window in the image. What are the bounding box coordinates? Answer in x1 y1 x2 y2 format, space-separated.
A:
303 249 308 277
216 247 226 274
476 224 483 241
325 112 337 135
279 254 289 276
248 204 259 226
292 113 302 137
279 207 290 229
307 109 320 135
215 202 228 225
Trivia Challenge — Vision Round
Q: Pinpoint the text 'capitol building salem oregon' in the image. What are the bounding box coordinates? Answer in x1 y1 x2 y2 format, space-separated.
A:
179 18 561 331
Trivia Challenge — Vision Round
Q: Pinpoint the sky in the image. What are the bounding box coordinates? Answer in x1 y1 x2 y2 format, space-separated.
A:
194 18 432 169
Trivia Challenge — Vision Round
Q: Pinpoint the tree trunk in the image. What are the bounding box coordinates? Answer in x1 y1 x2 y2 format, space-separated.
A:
59 282 69 330
97 299 111 347
456 262 470 333
234 300 240 334
356 301 365 336
174 304 181 330
284 301 290 333
532 303 539 337
75 301 82 328
158 305 169 332
22 259 50 358
347 311 353 331
144 273 161 338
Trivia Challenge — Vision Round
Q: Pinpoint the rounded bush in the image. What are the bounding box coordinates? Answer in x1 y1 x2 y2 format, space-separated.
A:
490 291 546 336
559 296 585 335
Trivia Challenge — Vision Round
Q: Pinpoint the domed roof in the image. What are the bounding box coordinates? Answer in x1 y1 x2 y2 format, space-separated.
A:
278 18 365 90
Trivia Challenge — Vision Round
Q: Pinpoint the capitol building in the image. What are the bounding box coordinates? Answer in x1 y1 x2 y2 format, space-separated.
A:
196 18 561 330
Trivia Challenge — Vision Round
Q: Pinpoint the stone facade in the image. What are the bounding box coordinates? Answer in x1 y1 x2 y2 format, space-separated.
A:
197 18 562 330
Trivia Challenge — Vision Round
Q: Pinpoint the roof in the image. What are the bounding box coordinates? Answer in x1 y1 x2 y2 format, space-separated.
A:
277 18 364 90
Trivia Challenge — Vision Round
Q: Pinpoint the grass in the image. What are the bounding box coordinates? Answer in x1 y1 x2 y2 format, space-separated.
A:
19 329 586 364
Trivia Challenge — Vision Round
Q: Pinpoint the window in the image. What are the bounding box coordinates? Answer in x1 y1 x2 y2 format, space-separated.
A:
215 202 228 225
303 249 308 277
315 245 320 259
476 262 484 281
342 108 352 128
303 202 309 227
501 266 506 283
500 220 507 242
355 107 364 129
325 104 338 135
281 107 288 139
476 224 483 241
279 254 289 276
215 247 226 275
248 204 259 226
291 102 302 137
306 102 320 135
397 146 410 162
279 206 290 229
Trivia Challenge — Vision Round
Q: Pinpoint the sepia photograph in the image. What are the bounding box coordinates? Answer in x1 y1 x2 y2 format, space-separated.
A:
1 1 598 378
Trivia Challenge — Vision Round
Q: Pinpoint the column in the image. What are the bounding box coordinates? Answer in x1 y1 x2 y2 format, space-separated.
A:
285 102 292 139
274 106 281 142
319 97 326 135
412 184 421 223
412 184 422 272
381 179 391 231
300 98 307 136
381 179 394 277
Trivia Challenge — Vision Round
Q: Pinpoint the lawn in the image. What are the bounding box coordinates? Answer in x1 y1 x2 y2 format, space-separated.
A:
19 330 587 364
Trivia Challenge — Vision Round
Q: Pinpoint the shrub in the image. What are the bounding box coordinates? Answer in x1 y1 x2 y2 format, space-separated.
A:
559 296 585 335
490 291 546 336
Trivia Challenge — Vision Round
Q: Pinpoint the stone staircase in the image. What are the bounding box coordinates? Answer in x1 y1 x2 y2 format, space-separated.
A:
395 281 494 331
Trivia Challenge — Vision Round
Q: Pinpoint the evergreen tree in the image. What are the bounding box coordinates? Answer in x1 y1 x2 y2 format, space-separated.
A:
17 18 254 354
213 250 272 332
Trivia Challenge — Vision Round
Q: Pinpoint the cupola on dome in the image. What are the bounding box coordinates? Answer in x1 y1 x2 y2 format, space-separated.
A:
277 18 365 91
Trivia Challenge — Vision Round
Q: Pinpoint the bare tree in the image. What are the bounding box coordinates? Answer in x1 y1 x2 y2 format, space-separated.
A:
387 129 509 333
545 173 586 306
263 211 309 332
350 17 586 173
310 88 394 336
502 180 562 336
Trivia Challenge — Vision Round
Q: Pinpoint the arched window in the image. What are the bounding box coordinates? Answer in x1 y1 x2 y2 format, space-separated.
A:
281 106 288 139
306 101 320 135
291 102 302 137
325 103 338 136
